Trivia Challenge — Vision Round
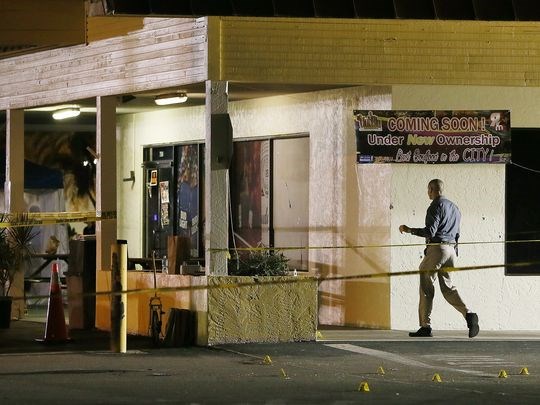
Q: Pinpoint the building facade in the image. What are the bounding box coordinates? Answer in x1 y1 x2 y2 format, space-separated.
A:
1 15 540 333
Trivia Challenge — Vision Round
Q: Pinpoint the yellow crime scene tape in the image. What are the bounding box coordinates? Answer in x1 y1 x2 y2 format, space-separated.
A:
13 259 540 302
0 210 117 228
3 211 538 302
210 238 540 252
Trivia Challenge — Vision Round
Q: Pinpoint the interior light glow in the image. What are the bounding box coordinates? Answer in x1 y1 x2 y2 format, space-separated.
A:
154 92 188 106
52 107 80 120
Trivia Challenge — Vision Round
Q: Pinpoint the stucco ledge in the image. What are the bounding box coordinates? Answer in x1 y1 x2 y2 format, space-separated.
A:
206 275 318 345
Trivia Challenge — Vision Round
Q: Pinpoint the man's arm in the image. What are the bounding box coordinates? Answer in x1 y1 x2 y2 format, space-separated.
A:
399 224 427 237
399 203 441 238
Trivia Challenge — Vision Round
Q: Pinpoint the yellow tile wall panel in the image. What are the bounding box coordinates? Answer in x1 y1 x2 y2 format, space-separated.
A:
0 0 85 46
217 17 540 87
87 16 145 43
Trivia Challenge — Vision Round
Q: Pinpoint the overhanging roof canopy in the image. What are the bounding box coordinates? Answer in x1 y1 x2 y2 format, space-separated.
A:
104 0 540 21
0 0 86 59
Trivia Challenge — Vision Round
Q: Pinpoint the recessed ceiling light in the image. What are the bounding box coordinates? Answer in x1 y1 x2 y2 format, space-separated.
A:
52 107 80 120
154 92 188 106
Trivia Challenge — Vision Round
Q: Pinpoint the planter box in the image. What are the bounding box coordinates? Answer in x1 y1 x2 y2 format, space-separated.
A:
96 271 208 344
95 272 317 346
207 275 318 345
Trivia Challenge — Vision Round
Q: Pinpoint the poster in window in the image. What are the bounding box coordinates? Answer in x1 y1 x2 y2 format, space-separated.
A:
230 140 270 250
159 181 169 203
260 140 270 246
161 203 170 227
176 144 200 258
150 169 158 185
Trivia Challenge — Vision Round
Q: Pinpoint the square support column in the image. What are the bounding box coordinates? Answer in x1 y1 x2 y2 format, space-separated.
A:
4 109 25 213
4 109 25 319
96 96 117 271
204 81 230 275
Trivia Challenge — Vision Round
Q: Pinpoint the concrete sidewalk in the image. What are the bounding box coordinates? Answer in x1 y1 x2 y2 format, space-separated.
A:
2 313 539 355
318 327 540 342
0 317 153 354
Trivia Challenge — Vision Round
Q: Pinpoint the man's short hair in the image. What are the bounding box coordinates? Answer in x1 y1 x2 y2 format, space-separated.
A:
428 179 444 193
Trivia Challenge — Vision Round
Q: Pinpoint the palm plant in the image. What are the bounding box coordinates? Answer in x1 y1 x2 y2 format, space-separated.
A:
0 213 38 296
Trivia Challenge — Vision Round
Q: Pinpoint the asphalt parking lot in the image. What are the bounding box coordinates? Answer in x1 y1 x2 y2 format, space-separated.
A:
1 320 539 404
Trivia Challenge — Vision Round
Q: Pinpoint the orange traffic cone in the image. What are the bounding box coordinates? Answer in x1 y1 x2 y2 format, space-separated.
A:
36 262 70 343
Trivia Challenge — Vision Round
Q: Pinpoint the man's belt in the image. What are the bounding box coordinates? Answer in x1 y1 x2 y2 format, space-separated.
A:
429 239 456 244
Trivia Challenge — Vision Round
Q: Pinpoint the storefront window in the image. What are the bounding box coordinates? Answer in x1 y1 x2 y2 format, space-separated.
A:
506 128 540 275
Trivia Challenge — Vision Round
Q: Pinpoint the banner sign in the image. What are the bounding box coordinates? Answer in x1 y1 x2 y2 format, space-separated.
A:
355 110 511 164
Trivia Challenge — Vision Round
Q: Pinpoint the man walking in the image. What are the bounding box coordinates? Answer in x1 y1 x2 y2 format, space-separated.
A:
399 179 479 338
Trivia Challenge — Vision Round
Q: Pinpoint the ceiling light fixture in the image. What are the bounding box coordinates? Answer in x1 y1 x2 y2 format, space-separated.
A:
154 92 188 106
52 107 81 120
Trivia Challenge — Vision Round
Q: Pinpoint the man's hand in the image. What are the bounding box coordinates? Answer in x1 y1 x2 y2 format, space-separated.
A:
399 225 411 234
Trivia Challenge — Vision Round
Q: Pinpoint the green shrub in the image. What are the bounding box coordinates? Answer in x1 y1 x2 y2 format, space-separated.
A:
229 247 289 276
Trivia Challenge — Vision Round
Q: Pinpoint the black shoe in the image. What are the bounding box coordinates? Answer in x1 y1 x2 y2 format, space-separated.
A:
409 327 432 337
466 313 479 338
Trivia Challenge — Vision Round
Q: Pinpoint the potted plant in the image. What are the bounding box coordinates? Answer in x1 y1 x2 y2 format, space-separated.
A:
228 246 289 276
0 213 38 328
204 245 317 345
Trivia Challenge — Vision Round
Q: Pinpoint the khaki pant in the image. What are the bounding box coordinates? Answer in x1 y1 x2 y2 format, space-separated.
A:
418 244 469 327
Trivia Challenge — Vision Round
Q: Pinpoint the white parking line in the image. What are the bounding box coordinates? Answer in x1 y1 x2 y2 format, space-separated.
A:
422 354 515 368
325 343 492 377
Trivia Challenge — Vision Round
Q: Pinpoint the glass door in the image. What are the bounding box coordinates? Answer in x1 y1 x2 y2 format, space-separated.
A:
143 146 174 259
